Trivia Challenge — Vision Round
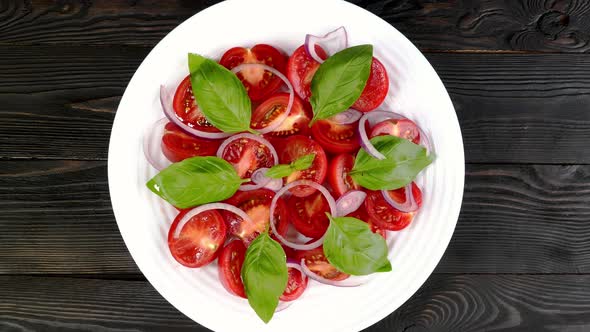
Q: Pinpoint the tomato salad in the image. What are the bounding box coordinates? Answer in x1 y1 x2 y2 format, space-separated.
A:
144 27 434 323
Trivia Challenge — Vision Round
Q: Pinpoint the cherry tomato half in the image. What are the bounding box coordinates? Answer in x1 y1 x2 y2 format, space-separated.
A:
311 119 360 154
220 44 287 102
352 58 389 112
369 118 420 145
167 209 227 268
218 240 247 298
296 246 348 281
280 266 308 302
173 75 220 133
251 93 312 137
328 153 361 198
287 45 327 102
279 135 327 197
287 191 331 238
364 183 423 231
219 137 276 179
161 123 222 162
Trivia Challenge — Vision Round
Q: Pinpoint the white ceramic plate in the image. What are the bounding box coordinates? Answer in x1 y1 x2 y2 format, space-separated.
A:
108 0 464 331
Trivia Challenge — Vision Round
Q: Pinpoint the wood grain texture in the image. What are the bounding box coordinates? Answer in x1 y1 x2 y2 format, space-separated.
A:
2 0 590 52
1 161 589 274
1 46 590 163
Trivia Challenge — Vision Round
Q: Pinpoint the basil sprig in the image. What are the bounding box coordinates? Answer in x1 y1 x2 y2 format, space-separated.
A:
188 53 254 133
309 45 373 124
350 136 434 191
242 232 288 323
323 214 392 275
265 154 315 179
146 156 246 209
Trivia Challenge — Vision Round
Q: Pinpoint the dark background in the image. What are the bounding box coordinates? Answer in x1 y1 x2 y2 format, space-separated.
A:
1 0 590 331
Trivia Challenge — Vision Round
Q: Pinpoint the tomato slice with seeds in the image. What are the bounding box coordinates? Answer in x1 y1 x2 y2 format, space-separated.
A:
219 137 276 179
287 190 331 239
311 119 360 154
173 75 220 133
364 183 423 231
251 93 312 137
218 240 247 298
328 153 361 198
295 245 349 281
369 118 420 145
347 206 387 239
280 266 308 302
167 209 227 268
219 44 287 102
287 45 327 102
161 123 222 162
279 135 328 197
352 58 389 112
223 188 288 246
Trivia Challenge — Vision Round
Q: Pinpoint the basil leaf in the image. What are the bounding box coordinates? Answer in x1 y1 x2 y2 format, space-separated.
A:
242 232 288 323
309 45 373 124
188 53 253 133
350 136 434 190
146 156 245 209
265 154 315 179
323 214 392 275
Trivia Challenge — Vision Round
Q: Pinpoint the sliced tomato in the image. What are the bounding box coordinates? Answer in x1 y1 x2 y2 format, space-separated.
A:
167 209 226 268
295 246 348 281
161 122 222 162
251 93 312 137
352 58 389 112
219 137 276 179
218 240 247 298
287 191 331 238
287 45 327 102
219 44 287 102
223 189 288 246
369 118 420 145
327 153 360 198
280 266 308 302
279 135 327 197
311 119 360 154
364 183 423 231
347 206 387 239
173 75 220 133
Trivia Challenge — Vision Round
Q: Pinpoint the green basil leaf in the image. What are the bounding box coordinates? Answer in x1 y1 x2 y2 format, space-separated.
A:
146 156 244 209
350 136 434 190
310 45 373 124
265 154 315 179
188 53 253 133
242 232 288 323
292 154 315 170
323 214 392 275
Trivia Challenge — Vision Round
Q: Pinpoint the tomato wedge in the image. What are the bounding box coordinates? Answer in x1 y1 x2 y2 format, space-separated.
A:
219 137 276 179
328 153 361 198
296 245 348 281
280 266 308 301
173 75 220 133
218 240 247 298
219 44 287 102
369 118 420 145
223 188 288 246
251 93 312 137
352 58 389 112
311 119 360 154
364 183 423 231
167 209 227 268
287 45 327 102
279 135 327 197
161 122 222 162
287 191 331 238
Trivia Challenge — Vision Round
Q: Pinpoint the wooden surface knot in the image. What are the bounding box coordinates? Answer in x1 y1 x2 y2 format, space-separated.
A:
537 10 570 39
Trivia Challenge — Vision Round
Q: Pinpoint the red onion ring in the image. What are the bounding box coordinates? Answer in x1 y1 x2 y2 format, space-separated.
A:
381 183 418 213
172 203 251 239
269 180 336 251
358 110 411 160
264 178 284 192
231 63 294 135
216 133 279 166
275 301 292 313
143 117 172 171
328 108 362 125
239 167 272 191
304 26 348 64
300 259 372 287
335 190 367 216
159 85 232 140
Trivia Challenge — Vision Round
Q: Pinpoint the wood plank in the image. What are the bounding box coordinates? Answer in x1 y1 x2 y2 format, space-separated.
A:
2 275 590 332
2 0 590 52
1 161 589 274
1 46 589 163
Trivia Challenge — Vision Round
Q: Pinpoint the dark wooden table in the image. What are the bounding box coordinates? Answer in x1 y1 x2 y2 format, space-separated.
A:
2 1 590 331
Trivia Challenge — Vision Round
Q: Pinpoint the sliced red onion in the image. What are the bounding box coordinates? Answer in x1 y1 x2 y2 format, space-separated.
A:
269 180 336 251
159 85 232 140
143 117 172 171
335 190 367 216
231 64 293 135
216 133 279 166
172 203 251 239
300 259 372 287
239 167 271 191
381 183 418 213
275 301 292 313
264 178 284 192
304 26 348 64
358 110 410 160
417 126 434 154
328 108 362 125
